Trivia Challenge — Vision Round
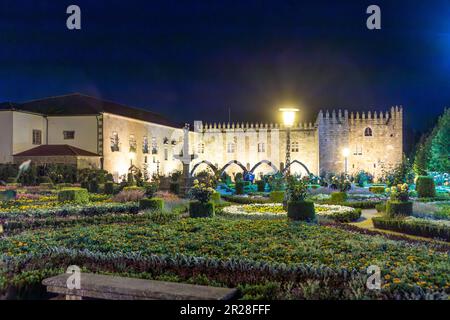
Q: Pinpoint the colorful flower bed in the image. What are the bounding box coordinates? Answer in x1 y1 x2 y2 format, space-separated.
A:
221 203 361 222
0 218 449 299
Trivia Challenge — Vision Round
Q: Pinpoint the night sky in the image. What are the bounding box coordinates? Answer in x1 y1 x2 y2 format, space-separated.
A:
1 0 449 134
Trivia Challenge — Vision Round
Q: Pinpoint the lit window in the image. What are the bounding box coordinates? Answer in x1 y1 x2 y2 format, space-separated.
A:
364 127 373 137
63 131 75 140
129 135 137 152
151 137 158 154
142 136 149 154
291 142 299 153
227 143 235 153
198 143 205 154
32 129 42 145
164 148 168 161
111 132 120 152
353 145 363 156
258 143 265 153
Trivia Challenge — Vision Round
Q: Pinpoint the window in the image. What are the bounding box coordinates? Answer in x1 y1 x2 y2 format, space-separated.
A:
164 148 168 161
129 135 137 152
364 127 373 137
353 145 363 156
63 131 75 140
291 142 299 153
227 143 235 153
142 136 149 154
198 143 205 154
257 143 265 153
151 137 158 154
111 132 120 152
32 129 42 145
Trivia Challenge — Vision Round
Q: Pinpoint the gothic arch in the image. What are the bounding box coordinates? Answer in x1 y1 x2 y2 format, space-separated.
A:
220 160 248 174
282 160 311 176
190 160 218 176
250 160 279 174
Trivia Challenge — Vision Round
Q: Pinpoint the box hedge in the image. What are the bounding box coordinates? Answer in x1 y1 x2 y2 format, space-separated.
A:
416 176 436 198
330 192 348 203
386 200 413 217
369 186 386 194
256 180 266 192
139 198 164 211
123 186 145 192
57 188 90 204
269 191 285 203
235 181 244 195
211 191 221 203
287 200 316 222
104 182 115 195
169 182 180 195
189 201 215 218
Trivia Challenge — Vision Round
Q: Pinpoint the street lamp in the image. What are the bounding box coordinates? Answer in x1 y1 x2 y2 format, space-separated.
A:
279 107 299 176
342 148 350 175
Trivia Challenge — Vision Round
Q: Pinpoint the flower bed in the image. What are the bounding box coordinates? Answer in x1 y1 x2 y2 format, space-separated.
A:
221 203 361 222
0 219 449 299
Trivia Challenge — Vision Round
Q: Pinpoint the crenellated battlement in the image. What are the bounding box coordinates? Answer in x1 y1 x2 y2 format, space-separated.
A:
194 121 316 132
317 106 403 126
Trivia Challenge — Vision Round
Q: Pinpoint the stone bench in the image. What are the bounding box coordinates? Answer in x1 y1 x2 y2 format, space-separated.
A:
42 273 239 300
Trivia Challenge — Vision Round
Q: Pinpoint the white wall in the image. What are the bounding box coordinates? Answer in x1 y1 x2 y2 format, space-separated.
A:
12 111 47 155
0 111 13 163
47 116 98 154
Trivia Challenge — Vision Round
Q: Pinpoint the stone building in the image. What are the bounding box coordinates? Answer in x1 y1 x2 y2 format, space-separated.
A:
0 93 403 181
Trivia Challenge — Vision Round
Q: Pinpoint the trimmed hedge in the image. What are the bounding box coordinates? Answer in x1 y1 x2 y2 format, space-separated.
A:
221 195 271 204
123 186 145 192
287 200 316 222
189 201 215 218
270 191 285 203
235 182 244 195
326 208 362 223
256 180 266 192
211 191 221 203
372 217 450 241
375 202 386 213
139 198 164 211
416 176 436 198
57 188 89 204
369 186 385 194
169 182 180 195
104 182 115 195
386 200 413 217
331 192 348 203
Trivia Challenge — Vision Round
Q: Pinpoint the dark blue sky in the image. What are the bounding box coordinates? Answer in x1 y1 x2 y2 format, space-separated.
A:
1 0 449 131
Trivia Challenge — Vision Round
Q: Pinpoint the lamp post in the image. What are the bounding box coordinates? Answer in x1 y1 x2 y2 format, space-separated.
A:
279 108 299 176
342 148 350 176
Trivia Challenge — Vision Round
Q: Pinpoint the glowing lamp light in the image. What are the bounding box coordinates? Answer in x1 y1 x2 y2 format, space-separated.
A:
342 148 350 157
279 108 299 127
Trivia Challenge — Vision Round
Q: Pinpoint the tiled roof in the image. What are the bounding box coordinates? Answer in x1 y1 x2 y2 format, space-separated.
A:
13 145 100 157
1 93 183 129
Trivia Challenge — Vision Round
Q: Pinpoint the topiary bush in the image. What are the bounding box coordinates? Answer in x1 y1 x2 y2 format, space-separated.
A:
287 200 316 222
256 180 266 192
57 188 89 204
386 200 413 217
169 182 180 195
139 198 164 211
211 191 221 203
416 176 436 198
104 182 115 195
269 191 285 203
235 181 244 195
375 202 386 213
330 192 348 203
369 186 385 194
189 201 215 218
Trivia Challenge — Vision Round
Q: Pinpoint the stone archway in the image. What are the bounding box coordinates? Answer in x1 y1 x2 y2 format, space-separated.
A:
190 160 218 176
250 160 279 174
282 160 311 176
220 160 248 175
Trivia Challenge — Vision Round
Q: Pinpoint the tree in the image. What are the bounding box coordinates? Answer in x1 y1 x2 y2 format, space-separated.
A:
429 108 450 173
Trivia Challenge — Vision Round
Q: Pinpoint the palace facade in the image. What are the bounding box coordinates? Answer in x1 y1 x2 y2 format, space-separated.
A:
0 93 403 180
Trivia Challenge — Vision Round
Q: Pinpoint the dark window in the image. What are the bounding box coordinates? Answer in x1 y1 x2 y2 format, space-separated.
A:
32 130 42 145
63 131 75 140
364 127 373 137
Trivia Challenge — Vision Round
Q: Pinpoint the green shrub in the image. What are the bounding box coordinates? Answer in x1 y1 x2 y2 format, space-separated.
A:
269 191 285 203
386 200 413 217
146 210 179 224
123 186 145 192
221 195 271 204
256 180 266 192
330 192 348 203
211 191 221 203
375 202 386 213
235 181 244 195
416 176 436 198
369 186 385 194
57 188 90 204
170 182 180 195
143 181 158 198
189 201 215 218
39 176 53 184
287 200 316 222
0 190 17 201
104 182 115 195
39 183 54 189
139 198 164 211
6 177 16 184
372 217 450 241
